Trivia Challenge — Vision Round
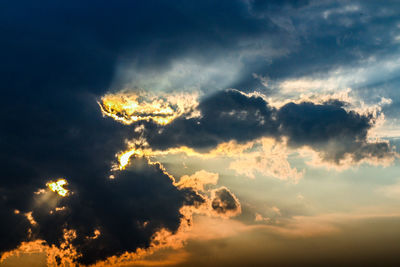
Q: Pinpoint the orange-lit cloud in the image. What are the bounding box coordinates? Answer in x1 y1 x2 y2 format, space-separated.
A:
176 170 219 191
229 138 304 182
115 138 304 182
0 231 79 267
104 89 397 178
176 171 241 219
86 88 399 267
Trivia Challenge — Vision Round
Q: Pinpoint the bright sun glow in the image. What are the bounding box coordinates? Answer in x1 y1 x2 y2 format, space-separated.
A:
99 92 199 125
46 179 69 197
118 149 142 170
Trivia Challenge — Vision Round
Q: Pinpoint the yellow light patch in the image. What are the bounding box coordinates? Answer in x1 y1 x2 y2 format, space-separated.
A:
119 149 139 169
98 92 199 125
47 179 69 197
116 147 148 170
99 91 200 170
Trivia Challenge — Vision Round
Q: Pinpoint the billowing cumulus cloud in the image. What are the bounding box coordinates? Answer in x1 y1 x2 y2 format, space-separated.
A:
276 101 394 164
176 170 219 192
229 138 304 182
0 157 205 265
128 89 396 166
176 170 242 219
211 187 242 218
141 90 278 150
29 159 204 265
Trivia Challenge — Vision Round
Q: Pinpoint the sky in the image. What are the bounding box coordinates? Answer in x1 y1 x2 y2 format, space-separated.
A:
1 0 400 266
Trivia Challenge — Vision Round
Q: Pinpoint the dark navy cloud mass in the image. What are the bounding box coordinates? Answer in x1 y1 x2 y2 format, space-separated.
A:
1 0 399 265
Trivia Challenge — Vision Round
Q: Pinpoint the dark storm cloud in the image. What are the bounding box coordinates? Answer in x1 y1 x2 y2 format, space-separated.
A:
211 187 241 216
142 89 395 163
145 90 278 149
0 0 283 264
277 101 394 163
30 159 204 265
0 202 30 253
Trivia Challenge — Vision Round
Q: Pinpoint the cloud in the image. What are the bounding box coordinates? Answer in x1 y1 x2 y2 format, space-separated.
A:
210 187 242 218
229 138 304 182
0 204 31 254
254 213 270 223
2 0 283 263
142 89 278 150
116 89 396 167
99 91 200 126
25 158 204 265
176 171 241 219
277 101 396 164
174 212 400 266
176 170 219 192
112 58 243 94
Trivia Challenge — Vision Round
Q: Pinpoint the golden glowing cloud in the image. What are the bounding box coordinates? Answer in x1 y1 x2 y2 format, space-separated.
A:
229 138 304 183
0 229 79 267
176 170 219 191
114 139 255 171
46 179 69 197
99 91 199 125
115 138 303 183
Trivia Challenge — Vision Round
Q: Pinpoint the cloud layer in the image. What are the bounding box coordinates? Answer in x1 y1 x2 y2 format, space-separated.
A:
1 0 400 265
137 89 395 165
